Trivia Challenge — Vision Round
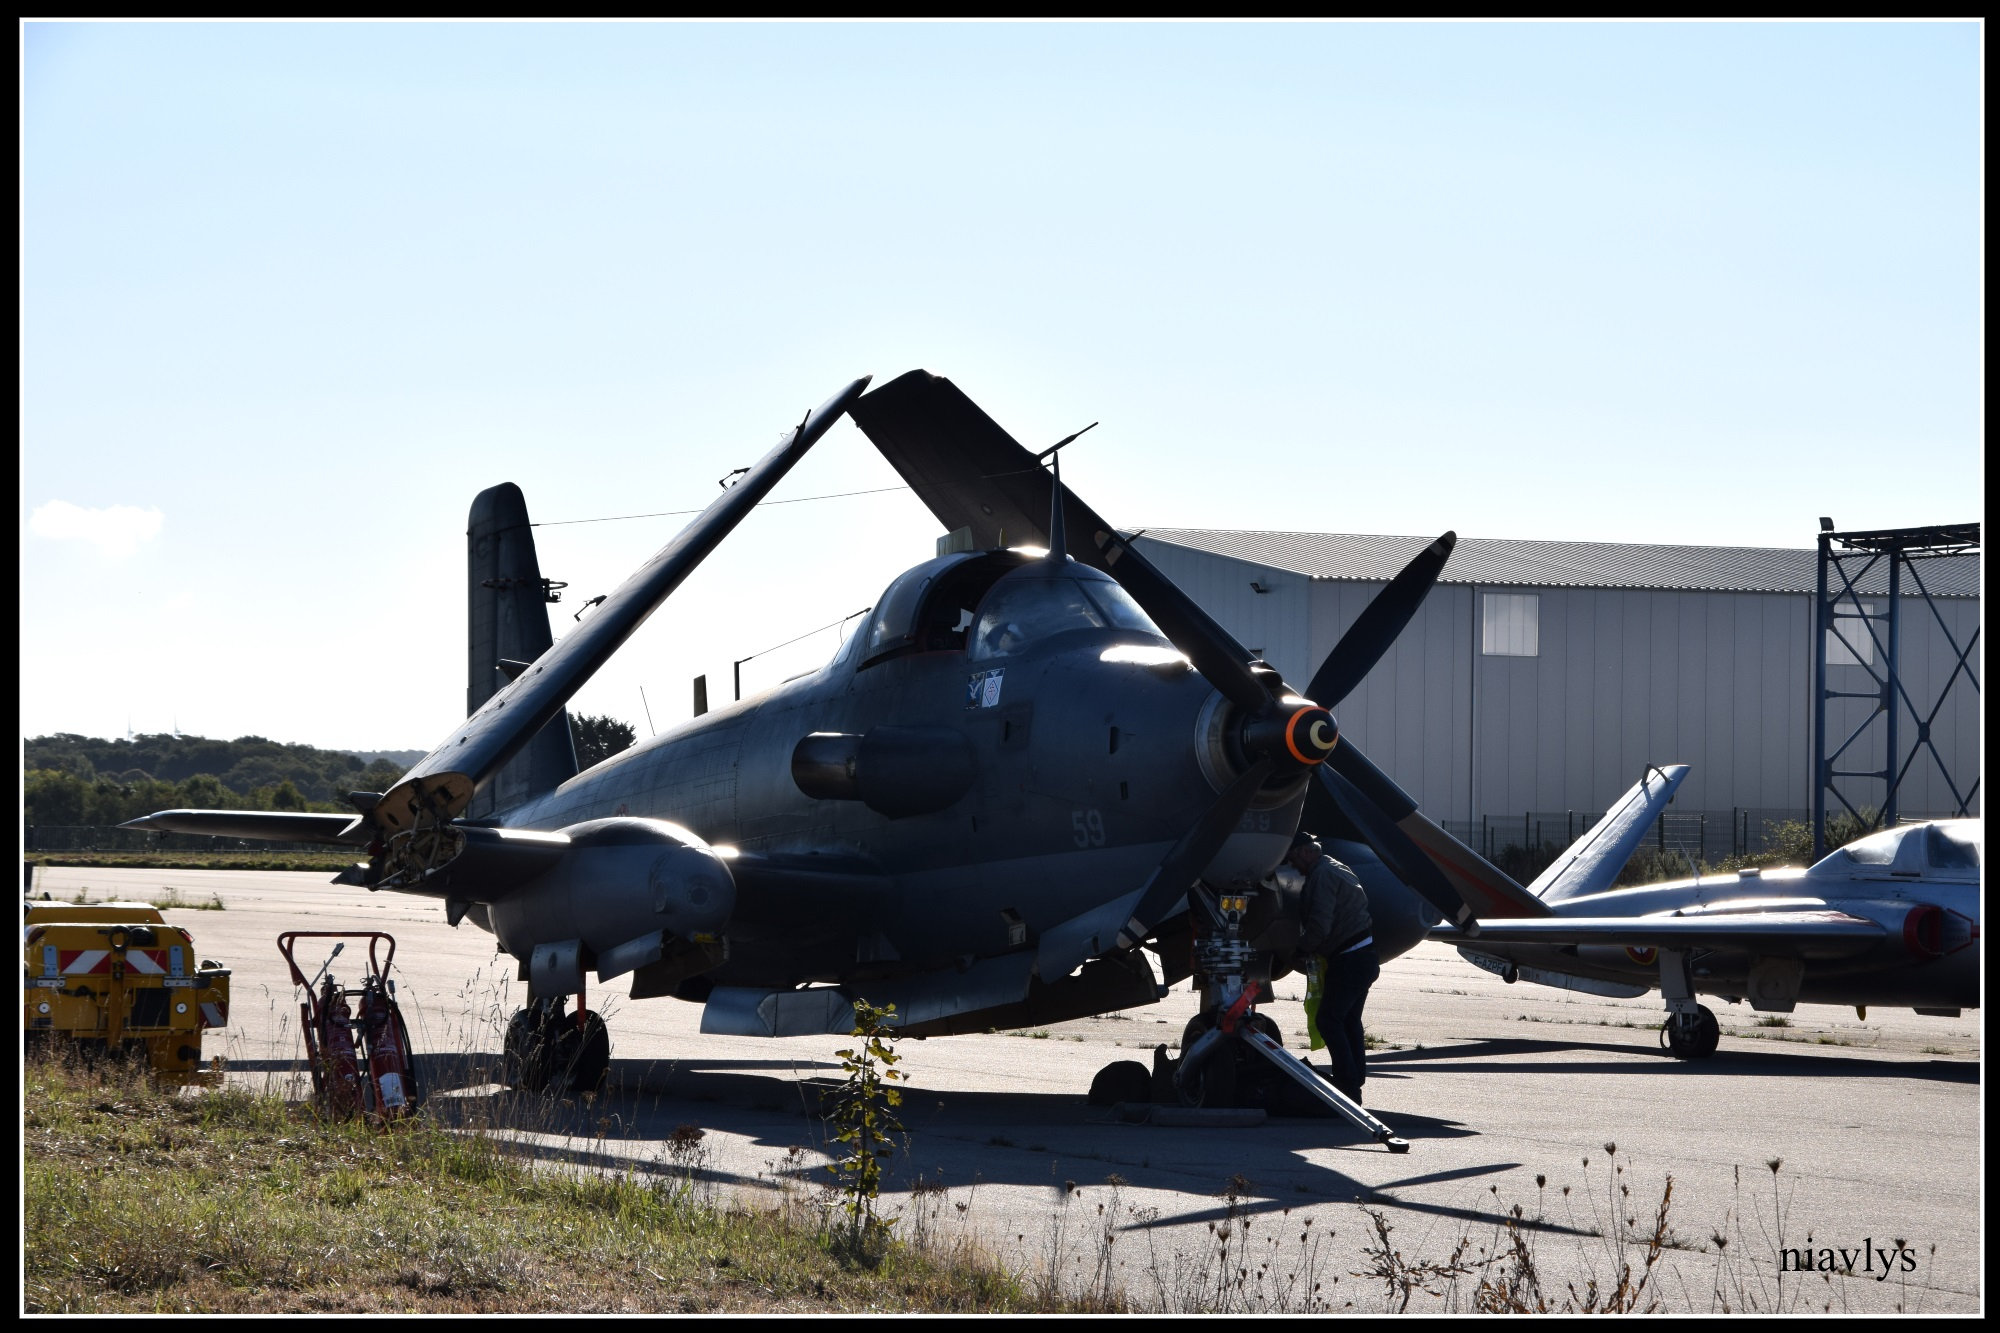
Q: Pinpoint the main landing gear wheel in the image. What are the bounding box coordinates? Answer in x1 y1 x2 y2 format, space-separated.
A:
505 999 611 1095
1662 1004 1720 1060
1176 1013 1240 1109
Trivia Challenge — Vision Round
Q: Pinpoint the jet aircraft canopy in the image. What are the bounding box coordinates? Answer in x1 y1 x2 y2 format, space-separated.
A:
1812 819 1981 876
856 550 1167 669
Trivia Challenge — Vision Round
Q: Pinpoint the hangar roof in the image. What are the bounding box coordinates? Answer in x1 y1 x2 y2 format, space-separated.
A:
1131 528 1981 597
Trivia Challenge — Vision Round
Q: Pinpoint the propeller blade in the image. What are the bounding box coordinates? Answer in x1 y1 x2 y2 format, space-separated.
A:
1116 755 1277 948
1305 531 1456 710
1326 738 1543 919
1088 526 1279 716
371 375 873 835
1315 764 1471 925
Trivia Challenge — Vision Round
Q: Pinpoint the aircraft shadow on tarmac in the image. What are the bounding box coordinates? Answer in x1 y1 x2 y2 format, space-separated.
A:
1369 1036 1981 1083
366 1052 1588 1238
213 1050 1597 1236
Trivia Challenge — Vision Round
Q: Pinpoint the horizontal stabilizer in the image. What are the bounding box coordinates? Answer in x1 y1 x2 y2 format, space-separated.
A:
120 810 373 846
1529 764 1691 904
1433 909 1883 961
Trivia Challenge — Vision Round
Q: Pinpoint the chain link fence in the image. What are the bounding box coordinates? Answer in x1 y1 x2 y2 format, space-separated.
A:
1441 806 1965 878
24 825 346 855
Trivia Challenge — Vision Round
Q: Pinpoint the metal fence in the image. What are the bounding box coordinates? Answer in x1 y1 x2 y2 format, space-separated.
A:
1439 809 1816 870
23 825 345 855
1442 807 1965 872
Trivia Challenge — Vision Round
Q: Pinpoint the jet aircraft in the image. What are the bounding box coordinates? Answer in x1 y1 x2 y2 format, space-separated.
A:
127 370 1535 1130
1428 764 1981 1057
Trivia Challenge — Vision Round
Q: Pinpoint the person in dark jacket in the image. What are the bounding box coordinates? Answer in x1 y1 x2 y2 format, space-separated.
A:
1287 830 1379 1102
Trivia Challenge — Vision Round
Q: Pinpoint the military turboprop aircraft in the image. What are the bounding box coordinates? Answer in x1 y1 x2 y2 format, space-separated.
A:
1428 762 1982 1058
127 369 1529 1139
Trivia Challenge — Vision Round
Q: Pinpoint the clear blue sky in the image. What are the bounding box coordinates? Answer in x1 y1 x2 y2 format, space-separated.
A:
22 20 1982 754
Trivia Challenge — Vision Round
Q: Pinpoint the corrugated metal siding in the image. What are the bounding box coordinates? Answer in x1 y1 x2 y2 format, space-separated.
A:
1134 529 1981 597
1464 587 1815 818
1128 533 1977 825
1305 582 1476 824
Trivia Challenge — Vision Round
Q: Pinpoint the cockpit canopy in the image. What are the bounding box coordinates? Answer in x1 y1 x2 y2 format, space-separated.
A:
967 565 1164 662
854 550 1168 670
1812 820 1982 876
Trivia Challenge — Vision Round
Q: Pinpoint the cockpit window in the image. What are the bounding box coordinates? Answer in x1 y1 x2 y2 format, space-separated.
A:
1081 577 1165 635
861 566 939 662
1827 827 1904 867
968 573 1168 662
1925 823 1981 872
855 550 1039 670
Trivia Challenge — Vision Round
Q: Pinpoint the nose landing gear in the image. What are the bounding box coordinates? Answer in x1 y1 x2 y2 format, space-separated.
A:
1142 886 1410 1151
504 994 610 1095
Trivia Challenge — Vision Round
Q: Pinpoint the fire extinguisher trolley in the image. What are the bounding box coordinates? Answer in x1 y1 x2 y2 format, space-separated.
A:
278 931 420 1122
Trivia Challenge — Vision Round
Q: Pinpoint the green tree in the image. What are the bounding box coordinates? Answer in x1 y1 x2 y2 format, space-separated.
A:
354 758 405 792
826 999 908 1262
24 770 89 826
572 714 638 770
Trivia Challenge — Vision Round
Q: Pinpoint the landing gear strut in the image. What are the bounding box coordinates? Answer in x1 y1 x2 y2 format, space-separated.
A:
504 994 610 1095
1656 948 1720 1060
1154 885 1409 1151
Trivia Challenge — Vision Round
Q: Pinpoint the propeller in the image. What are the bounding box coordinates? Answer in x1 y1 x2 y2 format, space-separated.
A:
362 375 873 872
848 371 1473 944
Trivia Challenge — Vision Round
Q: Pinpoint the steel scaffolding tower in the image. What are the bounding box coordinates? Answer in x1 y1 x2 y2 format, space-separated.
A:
1811 521 1980 858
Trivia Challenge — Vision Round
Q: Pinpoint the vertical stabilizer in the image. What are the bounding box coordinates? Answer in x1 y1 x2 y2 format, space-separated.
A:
1528 764 1692 904
466 483 579 819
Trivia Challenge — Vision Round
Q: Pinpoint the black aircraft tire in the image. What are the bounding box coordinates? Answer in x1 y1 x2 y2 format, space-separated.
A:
1690 1005 1721 1059
503 1007 551 1093
1177 1015 1238 1109
1088 1059 1153 1107
550 1011 611 1097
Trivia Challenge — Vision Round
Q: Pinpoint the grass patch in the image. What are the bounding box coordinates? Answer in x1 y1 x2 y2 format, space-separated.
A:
1754 1016 1792 1028
27 851 354 872
23 1047 1058 1313
151 888 228 911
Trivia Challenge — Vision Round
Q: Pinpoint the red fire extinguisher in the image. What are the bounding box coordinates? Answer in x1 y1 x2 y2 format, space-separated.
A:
318 975 364 1117
359 976 410 1120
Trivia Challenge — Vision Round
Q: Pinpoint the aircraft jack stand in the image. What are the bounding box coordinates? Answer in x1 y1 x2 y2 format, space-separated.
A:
1162 886 1409 1153
1169 1013 1409 1152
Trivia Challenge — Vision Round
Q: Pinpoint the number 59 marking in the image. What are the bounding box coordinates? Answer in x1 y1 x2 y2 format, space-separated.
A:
1072 808 1106 847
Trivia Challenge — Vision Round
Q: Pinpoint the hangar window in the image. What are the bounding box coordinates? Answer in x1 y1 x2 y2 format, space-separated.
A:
1481 593 1539 657
1825 599 1877 668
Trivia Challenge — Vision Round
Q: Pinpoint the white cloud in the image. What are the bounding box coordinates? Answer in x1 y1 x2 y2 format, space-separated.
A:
28 501 165 560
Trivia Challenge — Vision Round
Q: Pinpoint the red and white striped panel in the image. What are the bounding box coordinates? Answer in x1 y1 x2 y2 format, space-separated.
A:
55 949 171 975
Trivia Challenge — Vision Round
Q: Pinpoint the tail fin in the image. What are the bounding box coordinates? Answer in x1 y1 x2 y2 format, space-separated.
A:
466 483 579 819
1527 764 1691 904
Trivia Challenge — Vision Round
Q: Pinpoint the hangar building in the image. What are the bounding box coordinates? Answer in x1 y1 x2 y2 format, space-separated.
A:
1129 528 1981 863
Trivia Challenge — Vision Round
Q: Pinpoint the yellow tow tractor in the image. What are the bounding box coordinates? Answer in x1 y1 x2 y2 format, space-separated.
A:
23 898 232 1081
